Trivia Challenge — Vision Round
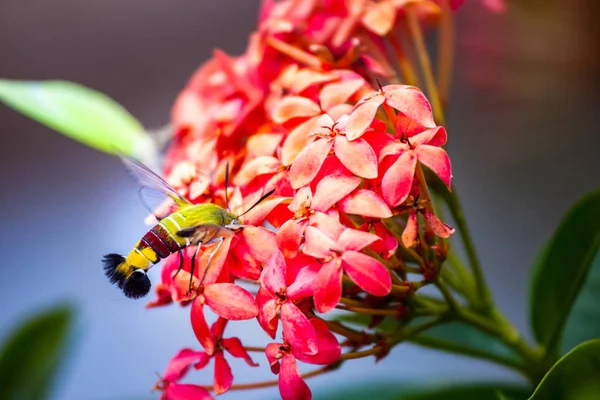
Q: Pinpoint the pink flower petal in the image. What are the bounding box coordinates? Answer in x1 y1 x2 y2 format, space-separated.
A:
272 96 320 123
165 383 213 400
342 251 392 296
362 1 396 36
210 317 228 339
381 151 417 206
197 236 232 286
339 189 392 218
289 138 334 189
281 302 318 355
240 197 290 226
416 145 452 189
205 283 258 320
287 264 318 300
411 126 447 147
303 226 337 259
308 211 345 241
337 228 381 252
372 222 398 260
346 94 385 140
258 296 279 339
261 249 287 294
319 79 365 111
281 117 319 166
384 85 435 128
314 259 343 313
265 342 283 374
402 209 419 248
279 354 312 400
163 349 208 382
311 174 361 212
229 240 262 280
191 298 216 355
334 135 378 178
222 337 259 366
423 210 455 238
294 319 341 365
234 156 281 186
276 219 307 259
240 226 277 263
213 352 233 395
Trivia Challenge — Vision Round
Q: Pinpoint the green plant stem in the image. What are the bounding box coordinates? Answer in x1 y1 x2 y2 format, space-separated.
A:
446 188 493 311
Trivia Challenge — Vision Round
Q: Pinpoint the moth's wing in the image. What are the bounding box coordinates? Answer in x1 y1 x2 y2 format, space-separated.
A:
177 224 231 245
118 154 192 219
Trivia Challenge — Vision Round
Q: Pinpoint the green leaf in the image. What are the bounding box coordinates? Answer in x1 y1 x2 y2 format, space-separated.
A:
528 339 600 400
561 251 600 353
529 189 600 353
316 382 530 400
336 314 522 368
0 79 154 160
0 305 75 400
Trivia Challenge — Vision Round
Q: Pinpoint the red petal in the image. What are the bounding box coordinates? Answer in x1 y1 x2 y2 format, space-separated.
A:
234 156 281 186
240 197 290 226
287 264 318 300
213 352 233 395
314 259 343 313
222 337 259 366
402 209 419 248
411 126 447 147
372 222 398 260
334 135 378 178
381 151 417 206
281 117 319 166
319 79 365 111
276 219 307 259
197 236 233 286
205 283 258 320
281 302 318 355
229 240 261 280
163 348 208 382
384 85 435 128
258 296 279 339
337 228 381 252
308 211 345 241
210 317 228 338
241 226 278 263
294 319 341 365
265 342 283 374
342 251 391 296
191 298 216 355
272 96 320 123
303 226 336 259
339 189 392 218
423 210 455 238
362 1 396 36
346 94 385 140
311 174 361 212
165 383 213 400
289 138 333 189
279 355 311 400
261 248 287 294
416 145 452 189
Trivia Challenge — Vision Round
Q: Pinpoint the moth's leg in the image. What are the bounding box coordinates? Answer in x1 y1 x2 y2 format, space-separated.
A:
199 237 225 286
173 250 184 278
189 243 203 293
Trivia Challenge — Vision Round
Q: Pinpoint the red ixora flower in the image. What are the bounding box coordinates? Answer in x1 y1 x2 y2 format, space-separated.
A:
266 318 341 400
304 226 392 313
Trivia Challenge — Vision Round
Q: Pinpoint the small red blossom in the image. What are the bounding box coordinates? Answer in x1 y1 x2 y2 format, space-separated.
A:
266 319 341 400
304 226 392 312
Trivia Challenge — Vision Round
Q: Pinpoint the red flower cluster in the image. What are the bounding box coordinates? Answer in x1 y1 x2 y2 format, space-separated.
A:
149 1 466 399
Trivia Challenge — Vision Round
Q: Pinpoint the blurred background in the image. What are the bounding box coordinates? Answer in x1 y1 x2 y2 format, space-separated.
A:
0 0 599 399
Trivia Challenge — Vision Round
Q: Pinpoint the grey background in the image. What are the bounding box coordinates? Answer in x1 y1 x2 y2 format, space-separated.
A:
0 0 598 399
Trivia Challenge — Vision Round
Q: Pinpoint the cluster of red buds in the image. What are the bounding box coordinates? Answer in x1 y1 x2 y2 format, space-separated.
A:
148 1 502 399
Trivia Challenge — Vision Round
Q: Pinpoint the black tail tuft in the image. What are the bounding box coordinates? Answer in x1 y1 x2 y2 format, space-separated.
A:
121 269 151 299
102 253 126 284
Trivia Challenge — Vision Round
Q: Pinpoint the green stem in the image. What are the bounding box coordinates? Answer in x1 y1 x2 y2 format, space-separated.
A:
446 188 493 310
